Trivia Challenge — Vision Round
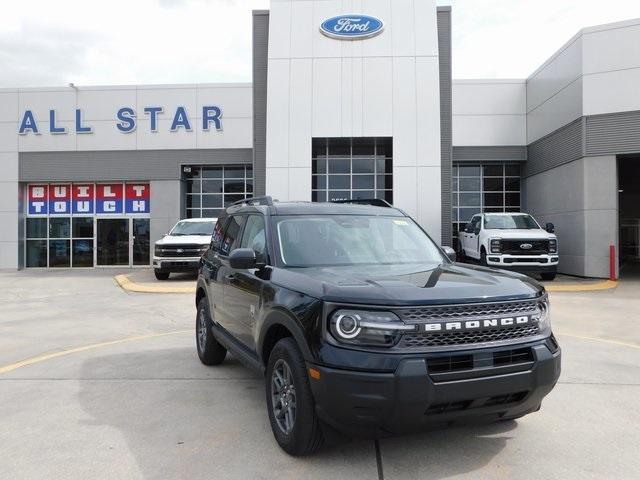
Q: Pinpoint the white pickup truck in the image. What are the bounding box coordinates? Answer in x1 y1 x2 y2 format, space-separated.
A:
458 212 559 280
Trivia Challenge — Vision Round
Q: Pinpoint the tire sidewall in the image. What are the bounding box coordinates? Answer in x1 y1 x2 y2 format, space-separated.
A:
266 338 316 453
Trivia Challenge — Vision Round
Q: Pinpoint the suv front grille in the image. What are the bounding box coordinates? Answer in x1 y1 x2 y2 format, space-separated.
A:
399 324 540 348
397 300 539 322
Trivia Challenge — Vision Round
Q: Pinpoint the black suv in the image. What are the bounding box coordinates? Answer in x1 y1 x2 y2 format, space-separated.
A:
195 197 561 456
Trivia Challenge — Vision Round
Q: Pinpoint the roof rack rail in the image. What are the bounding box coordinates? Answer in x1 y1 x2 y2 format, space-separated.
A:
332 198 393 208
229 196 275 207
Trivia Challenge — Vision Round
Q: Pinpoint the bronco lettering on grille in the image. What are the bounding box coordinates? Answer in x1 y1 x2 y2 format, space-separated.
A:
424 315 531 332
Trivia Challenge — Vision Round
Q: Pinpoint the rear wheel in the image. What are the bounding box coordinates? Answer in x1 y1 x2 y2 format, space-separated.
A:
266 338 323 456
196 298 227 365
154 269 170 280
541 272 557 281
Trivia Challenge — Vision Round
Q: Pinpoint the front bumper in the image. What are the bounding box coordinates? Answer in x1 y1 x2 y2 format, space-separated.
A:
152 256 201 271
486 254 558 273
308 340 561 437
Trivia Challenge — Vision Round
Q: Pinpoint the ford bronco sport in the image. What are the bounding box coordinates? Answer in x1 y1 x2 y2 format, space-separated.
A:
195 197 561 456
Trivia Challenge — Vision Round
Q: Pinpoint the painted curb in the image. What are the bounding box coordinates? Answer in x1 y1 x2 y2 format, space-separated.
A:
546 280 617 292
114 274 195 294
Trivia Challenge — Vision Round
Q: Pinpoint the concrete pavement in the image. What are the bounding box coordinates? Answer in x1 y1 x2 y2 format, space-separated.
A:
0 269 639 479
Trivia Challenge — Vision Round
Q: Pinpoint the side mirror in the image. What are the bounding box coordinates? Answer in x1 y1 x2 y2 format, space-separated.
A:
441 246 457 262
545 222 555 233
229 248 257 270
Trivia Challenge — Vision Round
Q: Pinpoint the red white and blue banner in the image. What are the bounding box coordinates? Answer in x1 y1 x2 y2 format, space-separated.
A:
125 183 150 214
28 185 49 215
96 184 124 214
72 184 95 214
28 183 151 216
48 184 71 215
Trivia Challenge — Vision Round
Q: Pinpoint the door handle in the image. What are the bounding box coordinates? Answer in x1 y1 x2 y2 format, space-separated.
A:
225 274 236 281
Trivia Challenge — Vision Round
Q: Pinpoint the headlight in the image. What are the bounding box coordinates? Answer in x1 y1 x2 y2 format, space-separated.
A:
535 294 552 334
548 239 557 253
490 239 501 253
329 309 415 347
199 245 209 253
154 245 162 256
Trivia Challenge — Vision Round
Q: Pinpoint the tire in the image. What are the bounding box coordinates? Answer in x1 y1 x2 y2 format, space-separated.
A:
457 244 466 262
266 337 323 456
195 298 227 366
540 273 557 281
480 248 488 266
154 269 170 281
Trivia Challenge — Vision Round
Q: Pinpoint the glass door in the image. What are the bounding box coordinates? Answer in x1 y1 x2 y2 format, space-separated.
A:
96 218 130 266
132 218 151 266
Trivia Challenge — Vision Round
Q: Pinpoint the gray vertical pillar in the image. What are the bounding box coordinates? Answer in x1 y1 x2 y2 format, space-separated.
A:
252 10 269 197
437 7 453 246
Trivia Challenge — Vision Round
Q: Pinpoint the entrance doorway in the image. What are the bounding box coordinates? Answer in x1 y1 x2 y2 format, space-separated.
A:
96 218 150 267
618 156 640 275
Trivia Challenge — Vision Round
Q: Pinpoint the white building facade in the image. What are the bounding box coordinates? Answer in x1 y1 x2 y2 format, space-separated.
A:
1 1 640 278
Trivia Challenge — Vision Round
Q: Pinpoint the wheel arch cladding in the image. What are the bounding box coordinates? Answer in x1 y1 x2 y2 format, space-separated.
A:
196 286 207 307
260 310 314 365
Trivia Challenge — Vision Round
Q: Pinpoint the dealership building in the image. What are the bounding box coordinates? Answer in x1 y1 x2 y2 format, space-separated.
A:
1 0 639 278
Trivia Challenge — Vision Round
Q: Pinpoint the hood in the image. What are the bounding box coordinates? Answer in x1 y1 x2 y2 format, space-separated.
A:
155 234 211 246
270 262 543 306
485 229 556 240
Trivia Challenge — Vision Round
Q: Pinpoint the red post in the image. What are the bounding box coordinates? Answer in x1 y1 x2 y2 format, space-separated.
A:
609 245 617 281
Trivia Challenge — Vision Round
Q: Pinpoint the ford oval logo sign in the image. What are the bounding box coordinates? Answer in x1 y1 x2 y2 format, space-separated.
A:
320 14 384 40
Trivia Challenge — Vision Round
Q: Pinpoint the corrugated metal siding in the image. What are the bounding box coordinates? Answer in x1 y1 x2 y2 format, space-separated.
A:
437 7 453 246
19 148 252 182
253 11 269 197
524 118 583 177
453 146 527 163
586 110 640 155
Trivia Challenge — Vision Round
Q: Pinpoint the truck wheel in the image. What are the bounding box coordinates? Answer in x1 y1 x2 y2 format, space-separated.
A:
540 273 556 281
480 248 488 266
154 269 170 280
266 337 324 456
196 298 227 366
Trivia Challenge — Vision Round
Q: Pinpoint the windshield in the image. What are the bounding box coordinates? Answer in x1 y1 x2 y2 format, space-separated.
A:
275 215 445 267
170 220 215 236
484 214 540 230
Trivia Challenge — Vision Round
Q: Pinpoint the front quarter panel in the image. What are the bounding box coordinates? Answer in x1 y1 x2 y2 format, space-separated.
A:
256 282 323 363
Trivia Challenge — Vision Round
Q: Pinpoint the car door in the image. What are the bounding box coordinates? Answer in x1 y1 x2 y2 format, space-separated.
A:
215 214 246 337
467 215 482 259
223 214 269 350
201 215 228 319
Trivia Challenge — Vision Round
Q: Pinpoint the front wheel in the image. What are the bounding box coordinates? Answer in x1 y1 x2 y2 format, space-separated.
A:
154 269 170 280
541 272 557 281
480 248 488 266
266 338 323 456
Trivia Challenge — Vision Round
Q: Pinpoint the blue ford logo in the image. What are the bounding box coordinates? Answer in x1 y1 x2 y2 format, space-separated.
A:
320 14 384 40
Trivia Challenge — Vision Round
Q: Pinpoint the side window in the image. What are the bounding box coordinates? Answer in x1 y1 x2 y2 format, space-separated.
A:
220 215 245 256
470 216 481 233
211 216 228 253
240 215 267 262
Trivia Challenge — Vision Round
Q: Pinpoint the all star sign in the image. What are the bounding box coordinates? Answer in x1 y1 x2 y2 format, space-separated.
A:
18 106 223 135
320 14 384 40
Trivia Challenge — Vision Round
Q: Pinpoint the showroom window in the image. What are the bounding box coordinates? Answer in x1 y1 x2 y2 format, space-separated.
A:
452 163 521 247
312 138 393 204
184 165 253 219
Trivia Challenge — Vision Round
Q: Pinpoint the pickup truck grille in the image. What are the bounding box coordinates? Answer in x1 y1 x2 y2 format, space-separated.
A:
155 244 203 257
395 299 542 348
500 239 549 255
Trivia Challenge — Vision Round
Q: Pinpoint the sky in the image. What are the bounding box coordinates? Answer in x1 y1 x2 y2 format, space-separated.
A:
1 0 640 88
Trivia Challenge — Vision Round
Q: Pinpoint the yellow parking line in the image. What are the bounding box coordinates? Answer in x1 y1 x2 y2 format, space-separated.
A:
546 280 617 292
0 330 190 375
556 332 640 350
114 274 195 294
